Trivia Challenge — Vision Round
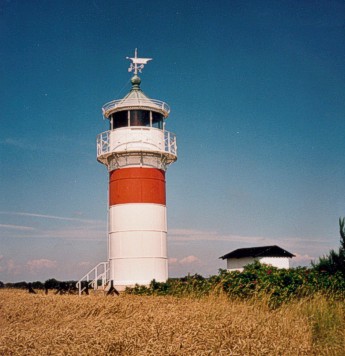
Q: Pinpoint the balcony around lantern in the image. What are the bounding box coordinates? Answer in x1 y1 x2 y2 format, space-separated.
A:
102 98 170 118
96 126 177 164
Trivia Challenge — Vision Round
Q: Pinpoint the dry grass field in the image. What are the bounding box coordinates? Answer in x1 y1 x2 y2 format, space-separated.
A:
0 289 344 355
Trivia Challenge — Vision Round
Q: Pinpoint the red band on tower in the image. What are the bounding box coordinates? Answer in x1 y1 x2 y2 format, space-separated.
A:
109 167 166 205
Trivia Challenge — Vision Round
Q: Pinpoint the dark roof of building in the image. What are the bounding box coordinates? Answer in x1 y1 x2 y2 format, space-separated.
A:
219 245 295 259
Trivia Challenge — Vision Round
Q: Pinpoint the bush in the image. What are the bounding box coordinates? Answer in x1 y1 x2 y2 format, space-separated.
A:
312 217 345 276
31 281 44 289
5 281 28 289
125 262 345 308
44 278 60 290
126 217 345 308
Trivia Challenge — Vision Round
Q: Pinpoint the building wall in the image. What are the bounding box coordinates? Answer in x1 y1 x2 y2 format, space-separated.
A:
226 256 290 272
259 257 290 269
227 257 254 271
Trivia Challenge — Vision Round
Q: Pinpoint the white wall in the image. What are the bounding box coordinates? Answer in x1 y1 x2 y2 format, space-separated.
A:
108 203 168 287
110 127 165 154
226 256 290 272
227 257 254 271
259 257 290 269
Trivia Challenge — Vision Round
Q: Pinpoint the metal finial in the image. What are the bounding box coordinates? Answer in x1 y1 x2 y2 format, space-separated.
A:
126 48 152 75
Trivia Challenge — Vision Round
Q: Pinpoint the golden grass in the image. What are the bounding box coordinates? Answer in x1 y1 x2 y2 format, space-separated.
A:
0 289 343 355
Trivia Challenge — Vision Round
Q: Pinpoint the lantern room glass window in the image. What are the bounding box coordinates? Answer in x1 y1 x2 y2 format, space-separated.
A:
152 112 163 129
130 110 150 127
111 111 128 129
111 110 164 130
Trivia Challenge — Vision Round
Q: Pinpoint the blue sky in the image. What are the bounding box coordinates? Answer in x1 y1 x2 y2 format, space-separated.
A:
1 0 344 282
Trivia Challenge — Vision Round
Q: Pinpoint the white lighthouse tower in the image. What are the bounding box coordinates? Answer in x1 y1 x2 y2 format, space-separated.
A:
78 50 177 293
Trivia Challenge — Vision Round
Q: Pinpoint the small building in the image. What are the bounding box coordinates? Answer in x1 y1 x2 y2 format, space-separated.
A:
219 245 295 272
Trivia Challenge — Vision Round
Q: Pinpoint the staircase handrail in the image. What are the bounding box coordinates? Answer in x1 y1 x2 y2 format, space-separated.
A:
76 261 109 295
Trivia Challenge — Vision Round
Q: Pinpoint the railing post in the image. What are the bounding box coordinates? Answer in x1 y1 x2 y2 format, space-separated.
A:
168 131 171 153
76 261 110 296
95 269 97 289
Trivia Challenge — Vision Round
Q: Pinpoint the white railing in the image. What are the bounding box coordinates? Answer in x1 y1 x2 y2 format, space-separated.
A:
97 131 110 156
102 98 170 117
76 262 109 296
97 128 177 158
164 130 177 156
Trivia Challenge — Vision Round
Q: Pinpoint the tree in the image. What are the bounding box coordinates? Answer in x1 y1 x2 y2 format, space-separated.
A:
339 217 345 251
312 217 345 276
44 278 60 290
32 281 44 289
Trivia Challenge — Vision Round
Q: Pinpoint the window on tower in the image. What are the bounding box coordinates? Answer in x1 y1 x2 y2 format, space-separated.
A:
110 110 164 129
111 111 128 129
152 112 163 129
130 110 150 127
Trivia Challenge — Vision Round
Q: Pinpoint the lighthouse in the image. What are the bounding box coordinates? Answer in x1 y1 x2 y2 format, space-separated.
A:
85 50 177 291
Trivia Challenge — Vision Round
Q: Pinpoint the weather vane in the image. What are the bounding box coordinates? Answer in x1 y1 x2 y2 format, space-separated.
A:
126 49 152 75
